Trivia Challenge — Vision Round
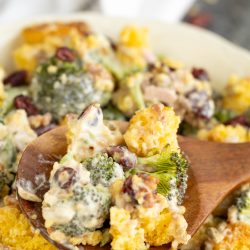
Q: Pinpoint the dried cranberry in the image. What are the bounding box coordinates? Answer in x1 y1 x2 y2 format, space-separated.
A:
186 90 213 120
192 68 210 81
122 174 159 208
35 123 57 136
107 37 117 51
3 70 28 86
224 115 250 127
55 47 76 62
53 167 77 189
122 175 137 204
14 95 39 116
107 146 137 170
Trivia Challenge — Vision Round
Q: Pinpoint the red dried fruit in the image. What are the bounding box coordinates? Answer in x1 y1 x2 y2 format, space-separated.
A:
224 115 250 127
122 175 137 204
53 167 77 189
14 95 39 116
3 70 28 86
55 47 76 62
107 146 137 170
192 68 210 81
122 173 159 208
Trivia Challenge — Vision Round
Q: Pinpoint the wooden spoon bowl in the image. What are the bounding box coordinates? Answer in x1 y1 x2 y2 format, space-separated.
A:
17 126 250 249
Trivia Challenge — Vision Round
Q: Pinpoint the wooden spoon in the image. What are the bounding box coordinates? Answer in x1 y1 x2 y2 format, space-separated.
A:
17 126 250 250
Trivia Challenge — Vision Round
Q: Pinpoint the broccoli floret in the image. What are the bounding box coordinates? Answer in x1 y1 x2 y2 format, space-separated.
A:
103 104 126 121
178 121 198 136
137 147 188 204
236 188 250 224
127 73 145 111
31 52 112 120
53 217 86 237
0 170 13 196
52 184 111 237
214 107 235 123
112 73 145 117
83 153 124 187
0 86 28 118
0 124 16 196
0 124 16 173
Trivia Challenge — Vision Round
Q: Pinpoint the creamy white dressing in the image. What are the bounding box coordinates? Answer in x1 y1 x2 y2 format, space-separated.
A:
67 104 123 162
4 110 37 151
17 181 42 202
43 199 76 227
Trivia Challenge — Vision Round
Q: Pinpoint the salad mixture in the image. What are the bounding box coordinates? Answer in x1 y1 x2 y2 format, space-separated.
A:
0 21 249 250
38 103 189 249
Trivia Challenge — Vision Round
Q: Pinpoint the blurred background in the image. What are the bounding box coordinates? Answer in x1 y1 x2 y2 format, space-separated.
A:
0 0 249 50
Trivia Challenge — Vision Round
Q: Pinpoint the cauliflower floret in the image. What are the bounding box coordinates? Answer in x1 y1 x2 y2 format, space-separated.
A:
223 75 250 114
4 110 37 151
197 124 250 143
124 104 180 156
67 103 123 162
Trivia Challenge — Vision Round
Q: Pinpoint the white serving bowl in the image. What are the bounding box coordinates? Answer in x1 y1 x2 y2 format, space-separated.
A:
0 12 249 92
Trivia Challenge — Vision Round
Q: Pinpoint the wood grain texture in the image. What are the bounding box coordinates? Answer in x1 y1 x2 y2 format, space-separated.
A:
17 126 250 249
179 136 250 235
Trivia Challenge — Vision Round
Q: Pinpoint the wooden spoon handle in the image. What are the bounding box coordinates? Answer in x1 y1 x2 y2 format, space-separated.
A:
179 136 250 235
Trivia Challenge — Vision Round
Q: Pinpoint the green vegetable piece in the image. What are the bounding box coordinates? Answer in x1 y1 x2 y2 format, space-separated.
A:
0 86 28 118
54 217 86 237
0 170 13 196
0 132 16 173
127 73 145 111
214 108 235 123
54 184 111 237
138 147 188 204
83 153 124 187
236 187 250 225
31 54 111 120
103 104 126 121
100 229 112 247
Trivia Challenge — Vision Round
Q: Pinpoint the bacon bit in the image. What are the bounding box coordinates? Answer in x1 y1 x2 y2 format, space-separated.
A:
55 47 76 62
122 173 159 208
